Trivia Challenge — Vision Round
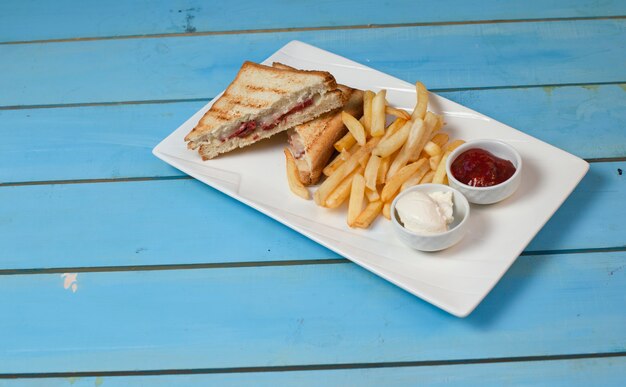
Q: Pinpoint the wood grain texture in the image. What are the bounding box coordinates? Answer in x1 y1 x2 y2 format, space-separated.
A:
527 161 625 251
0 252 624 373
1 2 625 381
1 84 625 184
0 162 623 270
2 357 625 386
2 0 625 43
0 101 200 183
0 178 331 270
2 20 626 107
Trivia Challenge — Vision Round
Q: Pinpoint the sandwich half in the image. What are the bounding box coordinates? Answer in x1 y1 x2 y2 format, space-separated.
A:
185 61 343 160
286 85 364 185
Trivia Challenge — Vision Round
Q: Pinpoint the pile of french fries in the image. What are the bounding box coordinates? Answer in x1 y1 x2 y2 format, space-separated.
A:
285 82 465 228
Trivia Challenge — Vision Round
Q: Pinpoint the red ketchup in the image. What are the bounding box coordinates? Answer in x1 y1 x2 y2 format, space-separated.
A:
450 148 516 187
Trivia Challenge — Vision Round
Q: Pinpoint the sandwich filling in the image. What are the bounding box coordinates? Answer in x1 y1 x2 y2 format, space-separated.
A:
218 95 318 142
220 98 319 142
287 131 306 159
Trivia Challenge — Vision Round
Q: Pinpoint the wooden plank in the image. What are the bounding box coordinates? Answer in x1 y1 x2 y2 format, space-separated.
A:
1 20 626 107
0 252 624 373
441 84 626 160
0 101 204 183
1 1 625 43
527 161 625 251
0 178 333 270
2 357 625 386
0 162 623 270
2 83 625 184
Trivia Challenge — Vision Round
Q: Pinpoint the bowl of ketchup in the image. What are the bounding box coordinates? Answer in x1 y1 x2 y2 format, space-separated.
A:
445 140 522 204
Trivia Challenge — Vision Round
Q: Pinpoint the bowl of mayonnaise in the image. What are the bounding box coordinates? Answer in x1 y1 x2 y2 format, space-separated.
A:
390 184 470 252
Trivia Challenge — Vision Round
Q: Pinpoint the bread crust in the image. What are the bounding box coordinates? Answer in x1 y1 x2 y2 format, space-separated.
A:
260 61 337 90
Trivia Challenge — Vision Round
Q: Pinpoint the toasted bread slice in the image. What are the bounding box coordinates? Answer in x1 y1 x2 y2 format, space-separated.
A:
185 61 342 160
272 62 365 185
287 86 364 185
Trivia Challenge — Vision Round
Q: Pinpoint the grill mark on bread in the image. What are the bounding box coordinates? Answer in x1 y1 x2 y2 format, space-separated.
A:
205 106 234 121
200 112 228 124
244 84 288 94
211 113 231 121
233 99 267 109
217 96 270 110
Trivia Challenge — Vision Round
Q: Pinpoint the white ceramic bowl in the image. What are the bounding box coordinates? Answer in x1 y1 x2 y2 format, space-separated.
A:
390 184 470 252
445 140 522 205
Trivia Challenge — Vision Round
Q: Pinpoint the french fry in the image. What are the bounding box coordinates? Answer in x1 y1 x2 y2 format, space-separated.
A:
366 188 380 202
323 149 350 176
420 170 435 184
325 166 364 208
385 151 408 178
386 106 411 120
424 111 439 126
342 111 366 146
348 174 366 226
411 81 428 121
382 159 428 202
400 162 431 191
370 90 387 137
353 201 383 228
429 154 442 170
381 118 407 141
444 139 465 152
315 154 360 206
404 118 427 156
432 150 451 184
373 119 411 158
423 141 441 157
430 132 449 147
315 137 381 206
359 152 371 169
382 202 391 220
433 114 445 132
419 132 447 159
364 154 382 190
386 118 427 179
324 162 343 177
325 178 352 208
284 149 309 199
334 131 356 152
386 110 442 179
377 155 392 184
409 113 439 162
362 90 375 134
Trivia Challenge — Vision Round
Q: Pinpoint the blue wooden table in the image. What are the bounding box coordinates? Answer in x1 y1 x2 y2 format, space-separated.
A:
1 1 625 385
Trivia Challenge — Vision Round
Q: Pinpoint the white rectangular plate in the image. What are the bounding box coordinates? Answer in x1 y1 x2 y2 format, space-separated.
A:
153 41 588 317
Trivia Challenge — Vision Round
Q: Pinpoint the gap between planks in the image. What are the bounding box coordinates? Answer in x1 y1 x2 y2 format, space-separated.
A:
0 247 623 276
1 81 625 111
1 351 625 379
1 15 626 46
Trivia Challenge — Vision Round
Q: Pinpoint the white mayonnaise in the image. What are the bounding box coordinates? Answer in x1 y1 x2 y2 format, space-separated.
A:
396 191 454 234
